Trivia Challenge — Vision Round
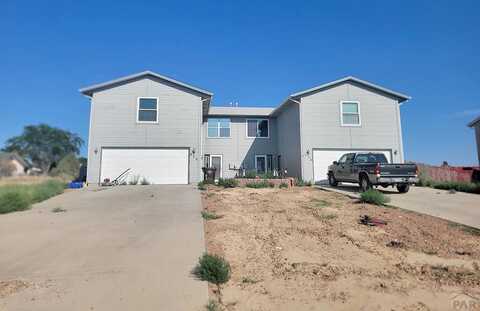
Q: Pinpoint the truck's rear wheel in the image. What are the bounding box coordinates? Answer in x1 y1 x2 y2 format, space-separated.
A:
397 184 410 193
328 173 338 186
359 175 372 192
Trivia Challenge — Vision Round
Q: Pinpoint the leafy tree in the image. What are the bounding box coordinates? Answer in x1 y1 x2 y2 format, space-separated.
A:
3 124 84 174
50 154 81 180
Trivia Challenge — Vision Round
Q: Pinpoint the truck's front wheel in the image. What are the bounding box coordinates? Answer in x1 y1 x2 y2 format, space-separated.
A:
397 184 410 193
328 173 338 187
359 175 372 192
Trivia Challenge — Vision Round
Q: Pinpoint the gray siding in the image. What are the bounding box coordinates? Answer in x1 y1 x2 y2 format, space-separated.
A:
87 77 203 184
299 82 404 181
203 117 278 178
276 101 302 177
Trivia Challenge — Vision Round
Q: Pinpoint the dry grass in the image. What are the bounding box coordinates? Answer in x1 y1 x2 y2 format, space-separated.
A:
202 186 480 310
0 176 55 186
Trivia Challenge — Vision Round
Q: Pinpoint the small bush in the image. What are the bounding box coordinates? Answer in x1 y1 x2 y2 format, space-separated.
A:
50 154 80 180
0 192 30 214
217 178 238 188
52 207 67 213
205 299 220 311
193 253 231 303
432 181 480 194
201 210 220 220
295 178 312 187
198 181 207 190
279 182 288 189
246 180 274 188
359 189 390 206
129 175 140 185
140 177 150 185
243 171 257 179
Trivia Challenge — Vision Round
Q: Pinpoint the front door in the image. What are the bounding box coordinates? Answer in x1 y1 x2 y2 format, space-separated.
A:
255 155 267 174
210 155 222 180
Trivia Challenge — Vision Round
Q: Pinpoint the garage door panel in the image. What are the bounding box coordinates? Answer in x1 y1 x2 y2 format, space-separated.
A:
313 149 392 183
100 148 189 185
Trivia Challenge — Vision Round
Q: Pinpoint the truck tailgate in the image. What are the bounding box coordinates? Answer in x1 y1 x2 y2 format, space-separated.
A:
379 163 417 176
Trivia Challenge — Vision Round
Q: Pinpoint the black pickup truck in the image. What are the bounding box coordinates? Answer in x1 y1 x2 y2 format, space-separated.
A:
327 152 418 193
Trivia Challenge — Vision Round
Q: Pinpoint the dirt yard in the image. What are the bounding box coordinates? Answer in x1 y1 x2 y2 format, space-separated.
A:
202 186 480 311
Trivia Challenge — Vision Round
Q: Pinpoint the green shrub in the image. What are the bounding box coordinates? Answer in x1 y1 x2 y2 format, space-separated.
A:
198 181 207 190
243 171 257 179
279 182 288 189
193 253 231 303
217 178 238 188
0 192 30 214
0 180 65 214
359 189 390 206
295 178 312 187
432 181 480 194
201 211 220 220
245 180 274 188
140 178 150 185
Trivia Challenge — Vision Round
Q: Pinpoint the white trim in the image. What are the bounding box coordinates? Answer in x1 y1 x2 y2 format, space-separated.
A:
137 97 159 124
209 154 223 179
255 155 267 173
246 118 270 138
207 118 231 138
340 101 361 127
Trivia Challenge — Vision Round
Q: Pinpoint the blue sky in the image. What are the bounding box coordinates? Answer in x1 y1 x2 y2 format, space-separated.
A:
1 0 479 165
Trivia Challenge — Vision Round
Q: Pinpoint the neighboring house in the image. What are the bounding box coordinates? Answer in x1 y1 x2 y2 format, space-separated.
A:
468 116 480 165
0 152 29 176
80 71 410 185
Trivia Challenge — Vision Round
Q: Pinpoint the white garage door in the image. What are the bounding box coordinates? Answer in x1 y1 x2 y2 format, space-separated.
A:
100 148 189 185
313 149 392 183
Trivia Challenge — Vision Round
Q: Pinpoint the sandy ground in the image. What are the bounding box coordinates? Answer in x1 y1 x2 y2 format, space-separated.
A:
0 185 207 311
202 186 480 311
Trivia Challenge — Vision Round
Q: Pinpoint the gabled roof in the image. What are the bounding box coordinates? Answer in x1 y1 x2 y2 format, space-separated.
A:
290 76 411 102
79 70 213 98
208 106 274 116
468 116 480 127
0 152 29 168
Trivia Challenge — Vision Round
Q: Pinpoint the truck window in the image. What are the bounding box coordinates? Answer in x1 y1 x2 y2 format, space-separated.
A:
338 154 348 163
354 153 388 163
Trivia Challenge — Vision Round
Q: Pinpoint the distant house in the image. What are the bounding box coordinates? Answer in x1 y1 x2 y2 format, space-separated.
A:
468 116 480 165
0 152 30 177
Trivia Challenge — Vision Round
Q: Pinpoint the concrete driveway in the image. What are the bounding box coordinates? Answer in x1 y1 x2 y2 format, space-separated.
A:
318 183 480 229
0 185 207 311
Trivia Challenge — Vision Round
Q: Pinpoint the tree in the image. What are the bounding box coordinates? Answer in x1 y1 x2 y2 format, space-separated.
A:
3 124 84 174
50 154 81 180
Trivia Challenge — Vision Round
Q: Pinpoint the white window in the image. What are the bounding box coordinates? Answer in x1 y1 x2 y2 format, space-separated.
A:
208 118 230 138
137 97 158 123
246 119 269 138
340 101 361 126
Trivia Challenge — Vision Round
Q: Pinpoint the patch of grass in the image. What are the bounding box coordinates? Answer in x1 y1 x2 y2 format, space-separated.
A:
201 210 221 220
51 207 67 213
243 171 257 179
245 180 274 188
217 178 238 188
359 189 391 206
316 213 338 221
311 198 331 208
193 253 231 304
198 181 207 190
0 180 65 214
432 181 480 194
279 182 288 189
448 222 480 236
140 178 150 185
242 277 258 284
205 299 220 311
295 178 312 187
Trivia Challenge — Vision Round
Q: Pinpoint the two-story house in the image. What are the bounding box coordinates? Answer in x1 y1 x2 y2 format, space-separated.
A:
80 71 410 185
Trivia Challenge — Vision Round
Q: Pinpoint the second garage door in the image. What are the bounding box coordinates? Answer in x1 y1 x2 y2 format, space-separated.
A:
100 148 189 185
313 149 392 183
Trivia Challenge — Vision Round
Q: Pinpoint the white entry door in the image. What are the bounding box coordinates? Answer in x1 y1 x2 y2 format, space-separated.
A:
313 149 392 183
100 148 189 184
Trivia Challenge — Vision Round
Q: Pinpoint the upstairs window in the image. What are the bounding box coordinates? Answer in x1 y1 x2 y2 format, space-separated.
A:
208 118 231 138
137 98 158 123
341 101 361 126
247 119 269 138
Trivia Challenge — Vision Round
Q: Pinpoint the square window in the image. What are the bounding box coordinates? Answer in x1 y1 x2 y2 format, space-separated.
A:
247 119 269 138
207 118 230 138
138 98 158 122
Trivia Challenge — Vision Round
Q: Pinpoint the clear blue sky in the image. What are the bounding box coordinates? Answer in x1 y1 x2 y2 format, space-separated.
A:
2 0 479 165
